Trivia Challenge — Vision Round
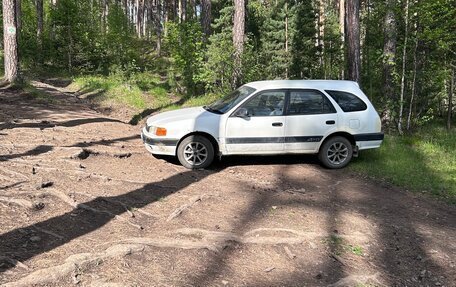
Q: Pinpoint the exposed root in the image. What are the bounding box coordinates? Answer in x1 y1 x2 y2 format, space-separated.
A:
32 225 65 240
0 256 29 270
328 272 383 287
283 246 296 259
18 189 143 230
113 227 336 253
72 191 154 219
167 195 205 221
1 244 145 287
0 167 29 181
8 161 165 186
0 196 35 209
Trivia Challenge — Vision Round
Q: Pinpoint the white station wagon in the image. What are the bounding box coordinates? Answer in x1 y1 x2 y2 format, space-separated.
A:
141 80 383 169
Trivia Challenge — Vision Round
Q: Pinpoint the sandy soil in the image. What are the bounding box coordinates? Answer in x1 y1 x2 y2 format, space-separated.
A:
0 82 455 287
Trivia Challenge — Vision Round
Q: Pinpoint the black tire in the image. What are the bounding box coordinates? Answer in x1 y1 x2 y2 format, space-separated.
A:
177 135 215 169
318 136 353 169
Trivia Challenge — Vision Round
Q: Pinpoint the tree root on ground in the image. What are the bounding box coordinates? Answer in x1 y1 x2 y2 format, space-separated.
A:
0 256 29 271
12 189 143 230
328 272 383 287
1 244 145 287
2 227 372 286
0 196 35 209
72 191 155 218
167 195 206 221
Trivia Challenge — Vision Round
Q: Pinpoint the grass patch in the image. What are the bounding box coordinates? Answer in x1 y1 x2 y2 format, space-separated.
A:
72 72 174 110
351 123 456 203
72 72 222 116
22 82 56 104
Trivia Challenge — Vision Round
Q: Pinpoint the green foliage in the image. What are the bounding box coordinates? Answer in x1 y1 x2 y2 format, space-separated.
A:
165 21 205 96
289 0 319 79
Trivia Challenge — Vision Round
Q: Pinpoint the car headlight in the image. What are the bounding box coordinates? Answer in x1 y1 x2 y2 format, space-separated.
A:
147 126 167 136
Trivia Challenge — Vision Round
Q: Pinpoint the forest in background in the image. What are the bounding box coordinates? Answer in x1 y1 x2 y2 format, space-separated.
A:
0 0 455 132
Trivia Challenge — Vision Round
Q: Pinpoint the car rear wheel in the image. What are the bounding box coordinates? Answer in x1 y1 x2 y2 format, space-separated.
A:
177 135 214 169
318 136 353 169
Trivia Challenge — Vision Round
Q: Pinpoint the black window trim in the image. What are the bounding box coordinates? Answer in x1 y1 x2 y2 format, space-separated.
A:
325 89 368 113
284 89 337 116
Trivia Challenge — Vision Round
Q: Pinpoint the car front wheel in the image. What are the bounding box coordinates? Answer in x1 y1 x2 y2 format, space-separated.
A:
318 136 353 169
177 135 214 169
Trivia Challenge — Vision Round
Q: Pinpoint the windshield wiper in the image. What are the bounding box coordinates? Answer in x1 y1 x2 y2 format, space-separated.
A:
203 106 223 114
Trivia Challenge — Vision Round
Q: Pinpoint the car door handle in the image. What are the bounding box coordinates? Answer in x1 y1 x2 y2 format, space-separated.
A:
272 122 283 127
326 120 336 125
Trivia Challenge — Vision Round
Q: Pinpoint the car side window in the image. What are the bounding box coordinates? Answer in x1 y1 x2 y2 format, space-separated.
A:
325 90 367 112
242 91 286 116
288 90 336 115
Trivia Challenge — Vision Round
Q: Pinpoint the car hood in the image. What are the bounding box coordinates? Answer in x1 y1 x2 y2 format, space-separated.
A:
147 107 211 126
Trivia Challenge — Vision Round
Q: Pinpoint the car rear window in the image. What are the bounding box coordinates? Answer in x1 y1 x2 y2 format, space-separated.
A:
288 90 336 115
325 90 367 112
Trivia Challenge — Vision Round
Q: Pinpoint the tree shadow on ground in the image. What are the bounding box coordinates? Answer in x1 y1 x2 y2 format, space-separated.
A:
186 149 455 286
0 169 216 273
0 117 124 130
0 145 53 162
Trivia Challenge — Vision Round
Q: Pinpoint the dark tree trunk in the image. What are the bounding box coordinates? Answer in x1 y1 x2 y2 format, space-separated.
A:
448 67 454 130
36 0 43 41
15 0 21 34
345 0 360 83
233 0 245 88
3 0 20 83
201 0 211 39
382 0 397 123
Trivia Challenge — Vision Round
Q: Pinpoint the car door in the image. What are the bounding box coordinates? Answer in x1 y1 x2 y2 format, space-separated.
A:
284 89 338 152
225 90 286 154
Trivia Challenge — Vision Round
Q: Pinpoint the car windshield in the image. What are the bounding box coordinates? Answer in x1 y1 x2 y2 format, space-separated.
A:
205 86 256 114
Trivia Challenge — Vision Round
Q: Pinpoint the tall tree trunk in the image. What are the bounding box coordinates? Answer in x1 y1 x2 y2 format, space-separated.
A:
136 0 144 37
318 0 325 78
155 0 162 54
36 0 43 43
407 34 419 130
232 0 245 88
382 0 397 124
285 0 289 79
179 0 186 22
15 0 21 35
339 0 345 79
345 0 360 83
398 0 410 134
3 0 20 83
201 0 211 40
102 0 109 33
448 66 455 130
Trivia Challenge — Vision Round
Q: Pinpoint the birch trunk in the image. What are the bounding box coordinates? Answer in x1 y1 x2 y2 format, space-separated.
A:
3 0 20 83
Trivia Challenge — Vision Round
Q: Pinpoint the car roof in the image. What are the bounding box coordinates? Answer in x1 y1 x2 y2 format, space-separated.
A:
244 80 361 93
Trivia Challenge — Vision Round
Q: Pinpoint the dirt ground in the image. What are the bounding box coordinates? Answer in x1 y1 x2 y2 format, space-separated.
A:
0 82 455 287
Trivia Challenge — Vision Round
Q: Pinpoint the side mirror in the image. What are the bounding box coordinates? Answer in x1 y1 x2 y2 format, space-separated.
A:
234 108 250 119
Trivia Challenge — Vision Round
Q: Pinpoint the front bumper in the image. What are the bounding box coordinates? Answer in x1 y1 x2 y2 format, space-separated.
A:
141 128 178 156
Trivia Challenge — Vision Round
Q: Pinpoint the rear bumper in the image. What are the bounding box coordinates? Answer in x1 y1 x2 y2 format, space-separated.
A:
354 133 384 150
141 129 178 156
